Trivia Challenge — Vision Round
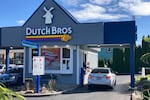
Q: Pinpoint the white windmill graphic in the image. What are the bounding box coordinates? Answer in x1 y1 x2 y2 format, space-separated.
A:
43 6 54 25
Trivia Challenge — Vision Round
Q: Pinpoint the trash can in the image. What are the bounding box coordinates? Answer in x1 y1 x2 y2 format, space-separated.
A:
25 78 33 90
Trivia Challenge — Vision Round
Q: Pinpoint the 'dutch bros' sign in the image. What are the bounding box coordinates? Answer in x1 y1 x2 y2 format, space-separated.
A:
25 6 72 42
25 26 72 42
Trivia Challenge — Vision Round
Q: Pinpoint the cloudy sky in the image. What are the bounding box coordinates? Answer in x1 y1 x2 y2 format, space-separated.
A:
57 0 149 22
0 0 150 45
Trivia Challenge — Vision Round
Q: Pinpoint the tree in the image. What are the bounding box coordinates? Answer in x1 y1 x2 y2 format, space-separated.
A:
98 58 105 67
135 45 143 72
124 48 130 73
112 48 124 73
140 53 150 65
140 36 150 66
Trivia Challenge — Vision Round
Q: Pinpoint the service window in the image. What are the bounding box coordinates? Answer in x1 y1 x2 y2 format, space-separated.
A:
31 47 73 74
41 48 61 71
61 48 71 72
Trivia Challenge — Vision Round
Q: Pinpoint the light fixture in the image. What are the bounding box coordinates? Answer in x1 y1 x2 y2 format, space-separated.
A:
10 46 13 49
54 45 58 48
42 45 47 48
66 45 70 48
97 44 101 47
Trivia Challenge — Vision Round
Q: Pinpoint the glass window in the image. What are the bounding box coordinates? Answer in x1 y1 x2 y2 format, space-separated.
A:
63 48 70 58
14 53 23 59
0 54 5 64
13 53 24 65
31 47 72 74
41 48 60 70
0 65 3 69
32 49 38 57
62 59 70 70
62 48 71 71
110 68 114 73
91 68 109 73
0 54 4 59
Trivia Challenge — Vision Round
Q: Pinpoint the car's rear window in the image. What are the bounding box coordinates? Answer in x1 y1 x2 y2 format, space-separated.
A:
91 69 109 73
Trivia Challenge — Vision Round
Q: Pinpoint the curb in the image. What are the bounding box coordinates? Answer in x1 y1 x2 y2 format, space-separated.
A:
18 86 78 97
18 91 62 97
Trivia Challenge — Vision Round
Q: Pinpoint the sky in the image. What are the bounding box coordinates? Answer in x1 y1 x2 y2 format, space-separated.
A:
0 0 150 46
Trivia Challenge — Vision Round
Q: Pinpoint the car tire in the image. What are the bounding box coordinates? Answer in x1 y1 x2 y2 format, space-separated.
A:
110 81 116 90
114 80 116 86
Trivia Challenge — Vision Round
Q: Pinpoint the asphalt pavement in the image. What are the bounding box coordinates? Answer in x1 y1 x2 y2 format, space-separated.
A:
22 75 131 100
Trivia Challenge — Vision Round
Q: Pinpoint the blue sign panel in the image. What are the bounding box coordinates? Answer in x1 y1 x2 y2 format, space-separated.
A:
0 28 1 46
104 21 136 44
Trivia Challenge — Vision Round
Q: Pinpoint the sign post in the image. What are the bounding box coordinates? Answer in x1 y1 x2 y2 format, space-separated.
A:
22 40 42 93
33 56 45 93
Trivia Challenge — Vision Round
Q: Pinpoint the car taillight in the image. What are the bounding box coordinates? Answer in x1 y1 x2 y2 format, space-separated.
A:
106 75 111 79
88 75 93 79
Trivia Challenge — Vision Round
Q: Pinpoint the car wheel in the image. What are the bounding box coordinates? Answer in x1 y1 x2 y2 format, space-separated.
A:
110 81 116 90
114 80 116 86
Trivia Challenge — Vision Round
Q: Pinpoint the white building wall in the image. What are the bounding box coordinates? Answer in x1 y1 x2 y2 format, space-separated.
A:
86 51 98 69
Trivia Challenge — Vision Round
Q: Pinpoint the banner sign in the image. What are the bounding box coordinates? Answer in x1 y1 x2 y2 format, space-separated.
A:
33 56 45 75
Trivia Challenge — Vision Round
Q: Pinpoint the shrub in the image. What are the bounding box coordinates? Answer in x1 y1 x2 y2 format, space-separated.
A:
0 83 25 100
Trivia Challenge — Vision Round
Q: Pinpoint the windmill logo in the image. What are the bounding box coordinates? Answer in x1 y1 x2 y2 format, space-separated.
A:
43 6 54 25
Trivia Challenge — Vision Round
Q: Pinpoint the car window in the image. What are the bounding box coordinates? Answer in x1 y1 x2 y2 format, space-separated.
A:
110 69 114 73
6 68 22 74
91 69 109 73
0 65 3 69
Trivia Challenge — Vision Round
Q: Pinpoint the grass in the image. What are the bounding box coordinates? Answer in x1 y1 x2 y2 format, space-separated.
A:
135 75 150 99
135 75 150 82
144 37 150 42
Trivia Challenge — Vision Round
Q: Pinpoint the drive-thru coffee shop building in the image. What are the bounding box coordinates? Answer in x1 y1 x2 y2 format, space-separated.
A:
0 0 136 88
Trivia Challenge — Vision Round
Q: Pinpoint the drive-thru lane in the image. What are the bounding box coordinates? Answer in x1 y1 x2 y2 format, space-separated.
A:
25 75 130 100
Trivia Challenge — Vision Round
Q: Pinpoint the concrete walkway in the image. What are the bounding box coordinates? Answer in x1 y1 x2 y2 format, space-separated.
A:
132 91 142 100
